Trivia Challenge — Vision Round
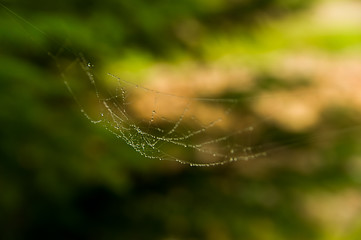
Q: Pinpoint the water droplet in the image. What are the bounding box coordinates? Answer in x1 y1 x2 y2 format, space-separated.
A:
87 63 93 68
230 149 234 154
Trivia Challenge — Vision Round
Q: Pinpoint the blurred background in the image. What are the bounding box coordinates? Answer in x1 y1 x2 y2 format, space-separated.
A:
1 0 361 239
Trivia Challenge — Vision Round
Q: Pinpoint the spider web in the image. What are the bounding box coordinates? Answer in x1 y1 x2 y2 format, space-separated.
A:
0 2 269 167
63 56 268 167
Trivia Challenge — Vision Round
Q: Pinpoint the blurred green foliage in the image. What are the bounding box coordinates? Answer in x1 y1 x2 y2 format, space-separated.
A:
1 0 361 239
